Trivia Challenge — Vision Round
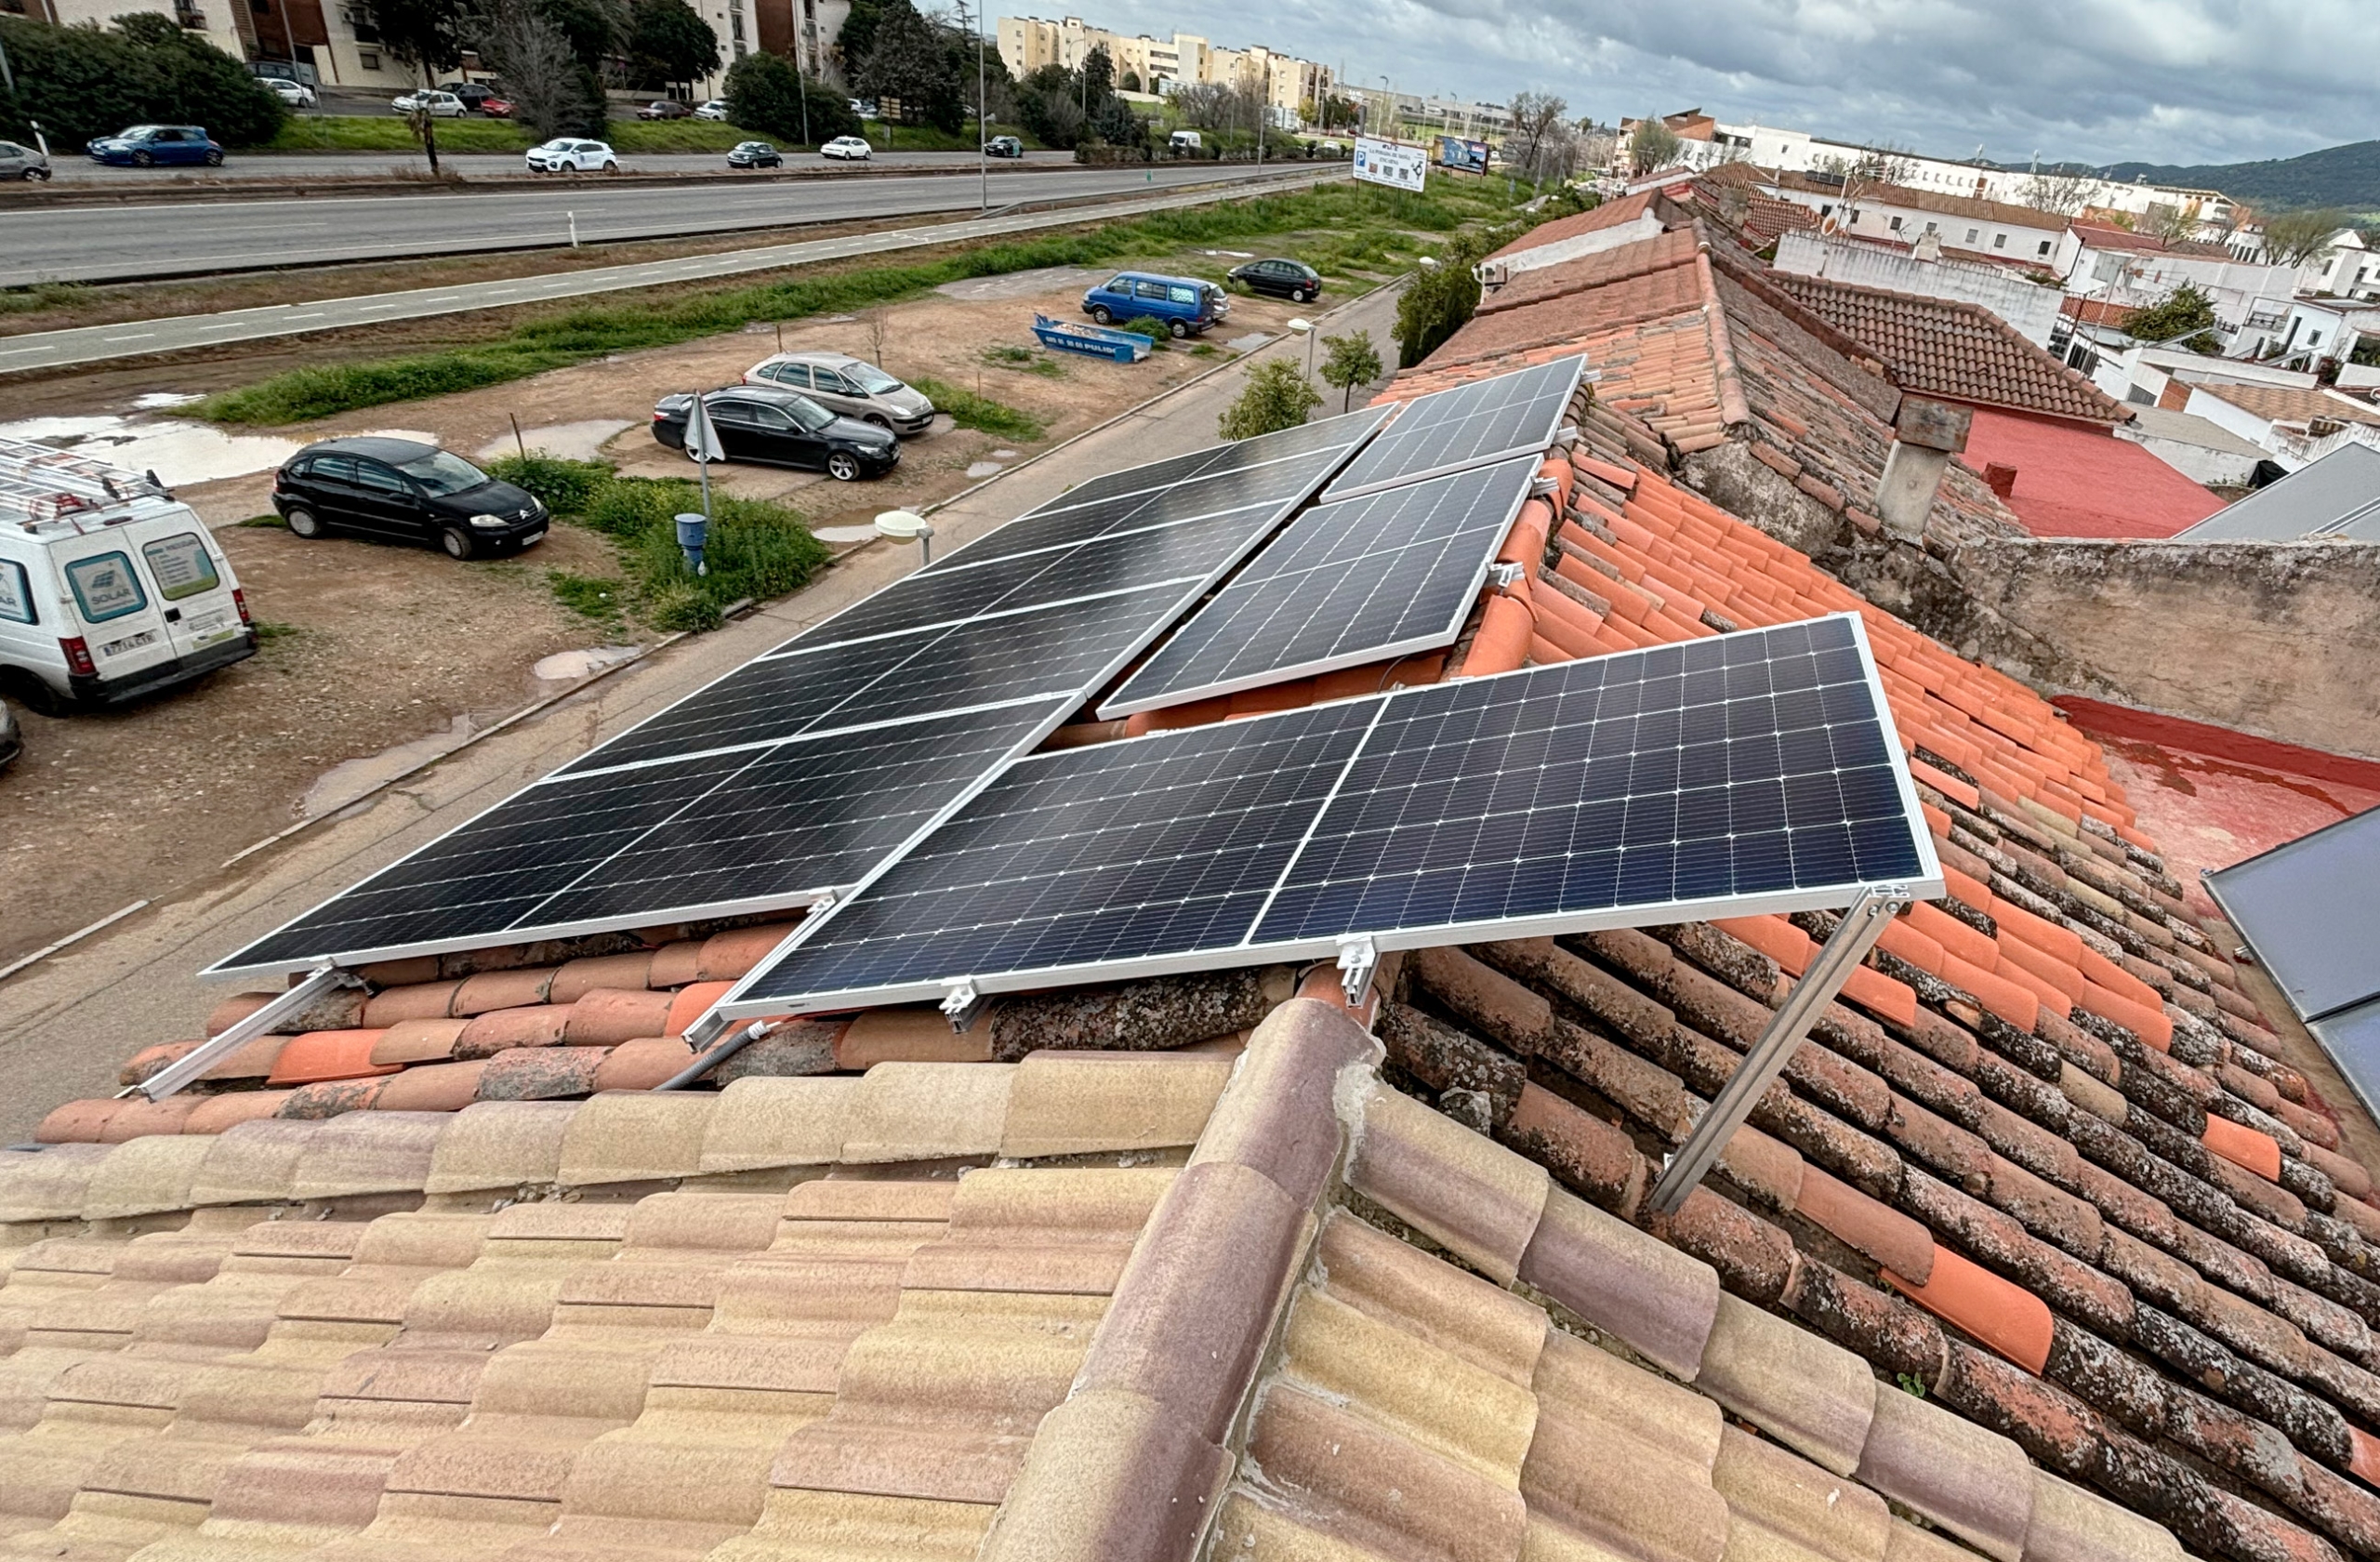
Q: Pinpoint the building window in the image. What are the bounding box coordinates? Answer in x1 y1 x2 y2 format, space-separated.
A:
1964 227 1979 244
1889 216 1902 232
1924 220 1937 234
358 48 378 66
1992 233 2006 250
2307 331 2324 347
2037 240 2052 256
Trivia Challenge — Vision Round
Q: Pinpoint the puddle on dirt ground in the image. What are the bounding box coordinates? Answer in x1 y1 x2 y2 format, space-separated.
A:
476 420 635 464
1223 333 1275 352
809 500 912 545
965 461 1004 478
533 644 643 682
301 713 476 819
130 391 202 410
0 414 438 488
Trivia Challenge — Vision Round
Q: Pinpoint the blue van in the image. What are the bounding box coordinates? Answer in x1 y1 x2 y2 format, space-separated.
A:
1081 271 1229 338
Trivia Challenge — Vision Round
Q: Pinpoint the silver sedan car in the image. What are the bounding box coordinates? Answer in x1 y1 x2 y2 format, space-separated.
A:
742 351 936 435
0 139 51 182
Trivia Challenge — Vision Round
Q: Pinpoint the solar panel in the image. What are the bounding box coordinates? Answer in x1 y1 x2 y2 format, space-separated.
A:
2311 996 2380 1122
1022 404 1394 519
1101 457 1539 718
715 614 1938 1018
212 697 1073 976
562 580 1199 777
1323 356 1587 501
2203 803 2380 1024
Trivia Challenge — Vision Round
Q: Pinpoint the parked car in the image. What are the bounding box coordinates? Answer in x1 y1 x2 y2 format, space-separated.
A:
86 126 223 167
694 99 732 121
821 135 872 162
437 80 502 112
984 134 1025 158
847 99 878 118
391 89 468 118
0 140 50 181
727 140 783 169
525 138 618 173
637 99 693 120
272 438 548 561
1168 129 1203 152
264 78 316 109
742 351 935 435
479 95 516 118
0 696 18 771
1228 257 1323 303
0 436 256 713
1081 271 1228 337
653 388 900 482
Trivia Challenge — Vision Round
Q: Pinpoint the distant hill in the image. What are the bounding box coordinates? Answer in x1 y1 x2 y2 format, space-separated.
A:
2095 140 2380 215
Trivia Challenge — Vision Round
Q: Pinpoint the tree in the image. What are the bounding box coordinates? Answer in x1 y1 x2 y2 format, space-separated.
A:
2140 200 2201 245
2263 206 2350 267
539 0 631 74
1319 330 1382 413
0 14 285 149
625 0 719 88
363 0 469 171
1394 227 1500 367
1078 43 1112 109
2126 283 2220 351
469 0 602 138
1220 359 1322 440
1118 68 1140 93
1627 116 1681 173
854 0 963 133
1091 93 1143 150
1505 91 1567 180
836 0 883 73
2016 166 2097 218
721 51 858 144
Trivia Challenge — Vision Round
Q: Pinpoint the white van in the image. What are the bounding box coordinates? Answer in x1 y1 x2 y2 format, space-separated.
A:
0 435 256 713
1169 129 1203 152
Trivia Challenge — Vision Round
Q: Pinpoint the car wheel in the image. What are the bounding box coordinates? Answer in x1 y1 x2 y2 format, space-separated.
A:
284 505 324 539
1090 305 1113 324
21 167 44 182
439 526 477 560
1169 319 1189 338
205 149 224 166
1295 286 1312 302
863 414 892 430
132 150 153 167
826 452 863 482
602 161 618 173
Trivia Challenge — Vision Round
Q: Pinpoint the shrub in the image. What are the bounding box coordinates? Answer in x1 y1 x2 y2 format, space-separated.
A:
906 377 1047 441
722 52 859 147
483 454 613 514
1118 314 1171 345
1219 359 1320 440
0 13 285 149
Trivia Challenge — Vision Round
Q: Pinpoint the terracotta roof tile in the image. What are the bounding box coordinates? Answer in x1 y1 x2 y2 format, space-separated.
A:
2194 382 2380 429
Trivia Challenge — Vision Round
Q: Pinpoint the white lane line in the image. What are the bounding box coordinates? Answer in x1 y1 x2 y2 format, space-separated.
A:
102 332 156 341
287 311 324 320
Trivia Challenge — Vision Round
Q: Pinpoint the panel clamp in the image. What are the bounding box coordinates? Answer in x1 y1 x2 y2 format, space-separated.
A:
1334 934 1380 1010
1488 561 1527 591
941 978 985 1032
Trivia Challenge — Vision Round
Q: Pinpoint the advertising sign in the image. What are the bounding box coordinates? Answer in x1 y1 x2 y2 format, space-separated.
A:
1437 136 1490 174
1353 135 1427 192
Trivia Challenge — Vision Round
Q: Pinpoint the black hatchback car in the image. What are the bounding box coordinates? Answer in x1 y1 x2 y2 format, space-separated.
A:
272 438 548 559
727 139 783 168
1228 257 1323 303
653 387 899 481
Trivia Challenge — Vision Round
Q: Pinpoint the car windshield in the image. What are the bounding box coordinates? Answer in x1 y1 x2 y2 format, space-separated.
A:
121 126 162 139
843 364 903 394
396 449 491 496
784 398 836 431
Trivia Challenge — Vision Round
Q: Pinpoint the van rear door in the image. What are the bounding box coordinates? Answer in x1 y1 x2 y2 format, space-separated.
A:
52 534 178 689
133 523 245 663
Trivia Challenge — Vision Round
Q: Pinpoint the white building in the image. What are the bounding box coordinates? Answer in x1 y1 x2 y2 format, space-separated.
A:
2053 223 2299 351
996 15 1330 117
1765 172 2069 266
2270 298 2380 376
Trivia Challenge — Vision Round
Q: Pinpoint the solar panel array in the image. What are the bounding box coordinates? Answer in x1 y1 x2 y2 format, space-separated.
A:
1101 456 1540 717
717 614 1939 1019
210 410 1394 979
1323 355 1587 500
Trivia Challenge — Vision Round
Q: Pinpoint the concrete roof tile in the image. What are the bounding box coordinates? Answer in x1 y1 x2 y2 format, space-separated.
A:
972 1385 1229 1562
1524 1331 1729 1562
1712 1423 1894 1562
1695 1292 1880 1477
1854 1383 2035 1562
840 1064 1014 1164
697 1076 860 1172
76 1136 215 1222
1347 1080 1549 1286
998 1051 1233 1159
188 1119 319 1206
556 1093 716 1185
901 1166 1173 1295
1245 1383 1531 1562
1518 1185 1721 1381
1316 1209 1548 1390
423 1100 578 1194
1188 999 1380 1206
288 1111 449 1199
708 1488 995 1562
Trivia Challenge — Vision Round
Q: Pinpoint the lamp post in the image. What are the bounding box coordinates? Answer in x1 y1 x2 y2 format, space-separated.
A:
875 509 934 564
1287 315 1316 383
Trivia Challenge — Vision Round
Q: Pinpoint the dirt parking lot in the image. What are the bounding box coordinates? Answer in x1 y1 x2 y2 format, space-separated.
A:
0 263 1379 965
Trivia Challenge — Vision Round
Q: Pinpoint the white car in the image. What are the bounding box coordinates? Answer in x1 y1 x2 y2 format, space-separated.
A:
821 135 872 161
265 78 316 109
694 99 732 121
392 90 467 118
526 138 618 173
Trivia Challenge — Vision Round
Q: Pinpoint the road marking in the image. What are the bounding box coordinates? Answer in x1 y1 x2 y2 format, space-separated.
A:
102 331 156 341
286 311 324 320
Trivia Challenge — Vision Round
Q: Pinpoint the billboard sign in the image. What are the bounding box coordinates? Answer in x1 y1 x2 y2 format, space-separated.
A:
1437 136 1490 174
1353 136 1427 192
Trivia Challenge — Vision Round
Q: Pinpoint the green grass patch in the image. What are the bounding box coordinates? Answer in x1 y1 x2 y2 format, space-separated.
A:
981 343 1033 364
264 114 757 155
906 377 1046 442
1025 356 1068 378
251 620 301 643
236 512 287 528
488 456 828 632
197 177 1529 427
0 281 91 316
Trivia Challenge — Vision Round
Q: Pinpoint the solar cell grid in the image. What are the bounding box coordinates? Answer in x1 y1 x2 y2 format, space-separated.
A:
722 615 1937 1016
1101 457 1538 716
1019 404 1393 519
1323 355 1586 500
929 447 1347 569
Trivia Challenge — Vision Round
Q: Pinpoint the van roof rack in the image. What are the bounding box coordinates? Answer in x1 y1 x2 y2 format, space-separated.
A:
0 433 173 533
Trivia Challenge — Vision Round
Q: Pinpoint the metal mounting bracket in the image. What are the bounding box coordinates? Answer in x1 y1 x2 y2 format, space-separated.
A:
1530 475 1560 498
1488 561 1527 590
1646 885 1913 1216
126 961 361 1101
1334 935 1380 1010
941 978 985 1032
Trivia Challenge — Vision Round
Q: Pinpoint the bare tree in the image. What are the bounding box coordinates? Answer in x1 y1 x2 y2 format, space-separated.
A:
1504 90 1567 179
2017 166 2097 217
1627 116 1681 173
1173 81 1261 136
469 0 597 140
2262 206 2351 267
2140 200 2201 245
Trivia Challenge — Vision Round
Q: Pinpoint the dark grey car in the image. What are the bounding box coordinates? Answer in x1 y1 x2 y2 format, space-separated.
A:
0 140 52 182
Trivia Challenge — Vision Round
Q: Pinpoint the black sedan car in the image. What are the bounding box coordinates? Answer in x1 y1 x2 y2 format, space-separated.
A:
271 437 548 559
727 139 783 168
985 135 1025 158
653 387 900 481
1228 257 1323 303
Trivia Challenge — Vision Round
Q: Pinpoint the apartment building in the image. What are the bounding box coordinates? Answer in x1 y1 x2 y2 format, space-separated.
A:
996 14 1330 116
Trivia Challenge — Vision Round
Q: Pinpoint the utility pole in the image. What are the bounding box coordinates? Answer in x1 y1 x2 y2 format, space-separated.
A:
973 0 987 208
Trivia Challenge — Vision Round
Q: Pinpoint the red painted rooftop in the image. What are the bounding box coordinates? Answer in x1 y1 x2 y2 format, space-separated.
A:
1959 408 2228 538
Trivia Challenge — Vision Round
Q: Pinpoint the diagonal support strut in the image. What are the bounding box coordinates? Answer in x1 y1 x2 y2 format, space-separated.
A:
1646 885 1912 1217
125 962 361 1102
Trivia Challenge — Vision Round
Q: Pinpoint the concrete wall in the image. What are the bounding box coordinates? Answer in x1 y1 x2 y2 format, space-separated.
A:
1937 538 2380 760
1773 232 2063 346
2113 425 2260 488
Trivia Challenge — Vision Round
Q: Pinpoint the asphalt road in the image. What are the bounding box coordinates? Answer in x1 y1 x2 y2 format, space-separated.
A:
42 147 1077 182
0 169 1339 373
2 162 1306 285
0 278 1407 1136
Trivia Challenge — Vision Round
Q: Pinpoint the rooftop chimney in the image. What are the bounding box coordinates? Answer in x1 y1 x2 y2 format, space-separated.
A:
1911 230 1944 263
1872 396 1973 541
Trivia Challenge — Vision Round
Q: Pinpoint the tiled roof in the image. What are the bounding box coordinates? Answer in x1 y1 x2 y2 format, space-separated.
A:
2068 223 2235 259
1767 273 2132 425
1741 190 1822 245
1483 190 1658 261
2062 296 2140 330
2194 382 2380 429
1774 174 2069 232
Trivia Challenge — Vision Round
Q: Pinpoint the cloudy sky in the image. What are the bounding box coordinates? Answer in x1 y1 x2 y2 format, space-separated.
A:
1066 0 2373 167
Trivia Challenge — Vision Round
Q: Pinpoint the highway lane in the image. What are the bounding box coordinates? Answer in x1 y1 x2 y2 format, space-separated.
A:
40 148 1077 182
0 169 1340 374
2 162 1303 285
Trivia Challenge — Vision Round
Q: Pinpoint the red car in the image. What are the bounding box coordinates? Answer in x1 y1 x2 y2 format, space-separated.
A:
480 96 514 117
637 99 692 120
